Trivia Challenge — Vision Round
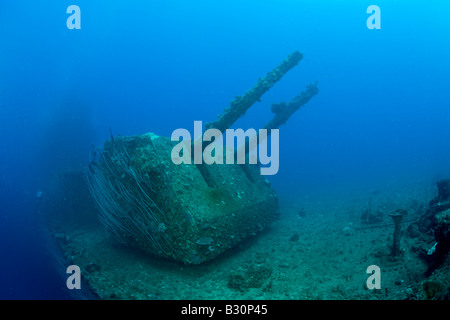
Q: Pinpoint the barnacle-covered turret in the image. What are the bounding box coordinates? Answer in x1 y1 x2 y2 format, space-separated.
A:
86 51 318 264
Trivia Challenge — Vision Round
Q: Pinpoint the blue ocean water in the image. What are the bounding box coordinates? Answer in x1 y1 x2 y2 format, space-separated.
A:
0 1 449 299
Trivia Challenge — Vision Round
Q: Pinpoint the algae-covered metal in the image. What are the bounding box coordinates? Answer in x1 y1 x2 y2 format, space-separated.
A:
86 51 318 264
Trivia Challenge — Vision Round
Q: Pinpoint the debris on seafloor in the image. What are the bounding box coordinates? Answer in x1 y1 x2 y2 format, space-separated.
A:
388 209 407 258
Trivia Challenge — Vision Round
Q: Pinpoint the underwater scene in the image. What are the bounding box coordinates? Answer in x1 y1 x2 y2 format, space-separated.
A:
1 1 450 303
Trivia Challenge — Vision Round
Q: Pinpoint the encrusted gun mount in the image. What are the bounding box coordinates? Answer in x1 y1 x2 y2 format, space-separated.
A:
86 51 318 264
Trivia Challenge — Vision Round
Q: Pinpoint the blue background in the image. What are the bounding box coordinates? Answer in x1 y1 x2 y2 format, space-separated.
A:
0 1 449 299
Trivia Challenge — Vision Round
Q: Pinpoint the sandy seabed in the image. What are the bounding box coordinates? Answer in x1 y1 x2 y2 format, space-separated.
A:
46 178 450 300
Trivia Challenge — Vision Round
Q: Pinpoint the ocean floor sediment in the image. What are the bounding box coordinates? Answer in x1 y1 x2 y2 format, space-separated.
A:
45 178 450 300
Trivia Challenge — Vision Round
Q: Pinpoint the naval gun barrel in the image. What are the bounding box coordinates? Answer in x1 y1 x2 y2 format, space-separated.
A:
264 81 318 131
205 51 304 132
